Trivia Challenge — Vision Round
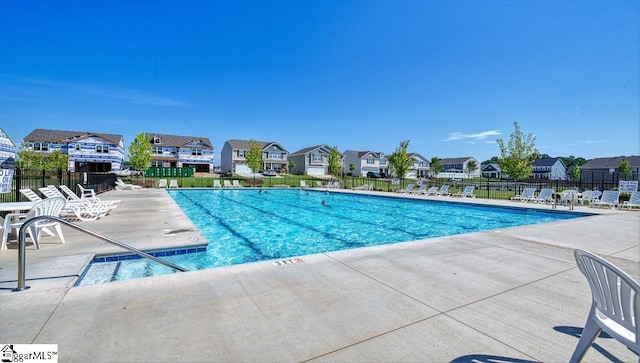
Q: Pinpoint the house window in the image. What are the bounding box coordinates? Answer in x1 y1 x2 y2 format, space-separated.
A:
169 148 177 155
151 160 163 167
191 149 202 156
152 137 161 144
96 145 109 153
380 160 387 165
153 146 163 154
311 154 322 162
237 150 245 157
32 142 49 151
366 159 375 164
75 144 81 151
269 152 282 159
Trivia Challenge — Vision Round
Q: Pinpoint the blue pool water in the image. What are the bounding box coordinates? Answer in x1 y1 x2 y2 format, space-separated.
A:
77 189 587 285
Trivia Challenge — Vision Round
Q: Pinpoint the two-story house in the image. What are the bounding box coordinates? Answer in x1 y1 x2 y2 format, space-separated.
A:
221 139 289 174
147 133 214 173
288 144 341 176
343 150 386 177
580 156 640 181
408 153 430 178
532 157 566 180
438 157 481 179
23 128 125 172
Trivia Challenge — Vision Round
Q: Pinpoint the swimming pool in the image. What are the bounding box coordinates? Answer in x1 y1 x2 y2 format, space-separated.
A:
77 189 588 285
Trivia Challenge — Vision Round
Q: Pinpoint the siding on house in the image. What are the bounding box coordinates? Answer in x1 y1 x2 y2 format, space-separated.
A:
343 150 386 177
147 133 214 172
288 144 339 176
23 128 125 172
580 156 640 181
532 158 566 180
221 139 289 173
438 157 480 178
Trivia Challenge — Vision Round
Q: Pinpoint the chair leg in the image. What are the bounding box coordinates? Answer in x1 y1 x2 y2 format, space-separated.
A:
569 311 601 363
54 224 65 244
29 225 40 250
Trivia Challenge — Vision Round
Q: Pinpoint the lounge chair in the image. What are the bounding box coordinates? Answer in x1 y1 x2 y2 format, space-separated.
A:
410 184 428 195
436 185 450 196
529 188 554 204
169 180 179 188
591 190 620 209
578 190 601 206
223 180 232 188
213 180 222 188
232 180 243 188
424 186 439 195
396 184 414 194
555 190 579 210
39 186 112 221
20 188 43 202
115 179 142 190
60 185 119 207
570 249 640 362
453 185 475 198
157 179 168 189
2 197 67 250
510 187 536 202
300 180 307 188
620 190 640 210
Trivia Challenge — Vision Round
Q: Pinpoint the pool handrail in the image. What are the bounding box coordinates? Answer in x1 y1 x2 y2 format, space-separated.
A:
13 215 188 291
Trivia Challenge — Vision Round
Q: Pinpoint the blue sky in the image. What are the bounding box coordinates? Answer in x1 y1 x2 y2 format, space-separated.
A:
1 0 638 165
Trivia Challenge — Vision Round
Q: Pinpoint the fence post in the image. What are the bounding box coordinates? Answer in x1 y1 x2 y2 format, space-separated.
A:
14 168 22 202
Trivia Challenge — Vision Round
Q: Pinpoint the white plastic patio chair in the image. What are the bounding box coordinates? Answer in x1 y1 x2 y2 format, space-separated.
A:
570 249 640 362
213 180 222 188
169 180 179 188
2 197 67 250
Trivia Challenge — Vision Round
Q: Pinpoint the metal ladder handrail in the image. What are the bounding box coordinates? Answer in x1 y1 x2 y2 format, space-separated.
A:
14 215 188 291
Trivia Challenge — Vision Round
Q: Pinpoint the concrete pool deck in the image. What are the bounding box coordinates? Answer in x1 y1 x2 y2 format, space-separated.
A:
1 188 638 362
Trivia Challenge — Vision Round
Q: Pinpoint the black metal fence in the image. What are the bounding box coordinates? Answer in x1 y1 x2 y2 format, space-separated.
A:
2 168 636 204
0 169 117 203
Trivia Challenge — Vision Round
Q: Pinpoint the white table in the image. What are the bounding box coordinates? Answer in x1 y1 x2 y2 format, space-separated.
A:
0 201 37 213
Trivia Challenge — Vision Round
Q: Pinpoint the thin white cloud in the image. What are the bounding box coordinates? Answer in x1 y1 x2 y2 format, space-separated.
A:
583 140 608 145
443 130 501 142
3 74 189 107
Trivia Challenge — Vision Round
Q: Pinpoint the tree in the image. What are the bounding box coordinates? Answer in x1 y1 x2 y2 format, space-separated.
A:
245 139 263 185
496 121 539 180
388 140 413 182
288 160 295 174
16 144 68 171
619 159 632 175
128 133 152 172
569 165 581 181
327 146 343 178
430 156 443 177
349 163 355 175
466 159 479 178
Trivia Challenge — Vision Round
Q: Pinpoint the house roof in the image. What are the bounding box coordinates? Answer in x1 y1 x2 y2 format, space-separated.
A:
290 144 333 156
581 156 640 170
147 133 213 149
24 128 123 145
482 163 501 172
0 128 16 148
408 153 429 162
344 150 384 159
533 157 563 167
225 139 288 152
440 157 475 164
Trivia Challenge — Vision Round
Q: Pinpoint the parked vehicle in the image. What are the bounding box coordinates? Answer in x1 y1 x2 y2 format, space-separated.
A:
262 170 277 177
366 171 382 178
